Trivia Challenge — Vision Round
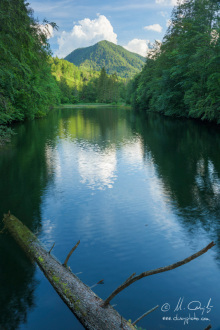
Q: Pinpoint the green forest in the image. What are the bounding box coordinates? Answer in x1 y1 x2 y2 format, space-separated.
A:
1 0 220 142
0 0 128 141
0 0 60 126
129 0 220 123
50 58 127 104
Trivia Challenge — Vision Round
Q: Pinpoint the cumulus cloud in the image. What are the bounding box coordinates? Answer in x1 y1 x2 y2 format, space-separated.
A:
155 0 178 5
34 23 54 39
123 39 150 57
156 0 185 5
56 14 117 58
144 24 163 33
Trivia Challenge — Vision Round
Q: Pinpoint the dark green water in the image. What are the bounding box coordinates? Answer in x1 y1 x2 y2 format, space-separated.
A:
0 107 220 330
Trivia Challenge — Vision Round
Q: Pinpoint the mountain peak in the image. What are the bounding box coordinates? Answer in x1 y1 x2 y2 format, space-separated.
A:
64 40 145 79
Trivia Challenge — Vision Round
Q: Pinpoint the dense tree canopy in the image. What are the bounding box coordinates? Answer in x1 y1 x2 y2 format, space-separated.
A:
0 0 60 127
129 0 220 123
51 58 126 104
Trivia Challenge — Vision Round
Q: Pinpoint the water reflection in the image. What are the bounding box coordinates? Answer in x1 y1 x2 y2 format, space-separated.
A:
0 108 220 330
0 112 60 329
78 142 117 190
129 112 220 261
0 237 37 330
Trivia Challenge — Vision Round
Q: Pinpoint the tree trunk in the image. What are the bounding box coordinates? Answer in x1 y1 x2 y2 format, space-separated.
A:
3 214 135 330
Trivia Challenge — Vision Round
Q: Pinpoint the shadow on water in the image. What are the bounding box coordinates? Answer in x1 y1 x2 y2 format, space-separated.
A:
128 111 220 263
0 111 61 329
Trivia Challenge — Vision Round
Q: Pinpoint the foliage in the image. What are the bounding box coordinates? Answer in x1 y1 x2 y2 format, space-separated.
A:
0 0 60 128
50 57 99 103
50 57 127 104
130 0 220 123
65 40 146 79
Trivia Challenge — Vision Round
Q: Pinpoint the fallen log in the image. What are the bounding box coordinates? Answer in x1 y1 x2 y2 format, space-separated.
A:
3 213 215 330
3 214 135 330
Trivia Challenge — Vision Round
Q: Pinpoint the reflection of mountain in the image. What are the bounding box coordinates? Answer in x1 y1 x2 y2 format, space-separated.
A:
130 112 220 260
0 113 59 329
46 108 135 191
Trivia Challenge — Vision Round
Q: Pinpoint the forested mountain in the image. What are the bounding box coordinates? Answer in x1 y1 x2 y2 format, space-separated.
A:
64 40 145 79
0 0 60 131
129 0 220 123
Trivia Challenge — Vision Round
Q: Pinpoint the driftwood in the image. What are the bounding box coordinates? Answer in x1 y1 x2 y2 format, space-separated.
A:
3 214 135 330
3 213 215 330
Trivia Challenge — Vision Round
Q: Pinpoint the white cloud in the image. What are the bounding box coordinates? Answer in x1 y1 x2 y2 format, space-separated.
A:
39 24 54 38
155 0 178 5
123 39 150 57
144 24 163 33
160 11 168 17
56 14 117 58
166 19 172 27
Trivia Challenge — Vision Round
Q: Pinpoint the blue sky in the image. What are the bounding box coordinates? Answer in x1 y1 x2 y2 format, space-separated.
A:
29 0 177 58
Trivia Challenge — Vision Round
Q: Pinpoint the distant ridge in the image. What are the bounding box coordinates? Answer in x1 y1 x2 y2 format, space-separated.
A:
64 40 146 79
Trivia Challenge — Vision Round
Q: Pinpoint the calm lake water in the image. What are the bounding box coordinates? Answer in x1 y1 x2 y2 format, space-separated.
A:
0 107 220 330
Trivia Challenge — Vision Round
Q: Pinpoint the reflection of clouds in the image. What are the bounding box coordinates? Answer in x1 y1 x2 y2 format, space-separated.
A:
45 143 62 178
78 143 117 190
121 136 143 168
45 144 54 175
146 162 182 238
195 158 220 194
42 219 54 235
39 218 56 248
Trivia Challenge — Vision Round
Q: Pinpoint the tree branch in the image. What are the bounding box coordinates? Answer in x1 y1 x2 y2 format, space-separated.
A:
49 242 55 254
102 242 215 307
63 240 80 266
132 305 159 326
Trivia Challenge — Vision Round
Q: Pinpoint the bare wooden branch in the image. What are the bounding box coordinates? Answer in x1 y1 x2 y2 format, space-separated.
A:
49 242 55 254
90 279 104 289
63 240 80 266
102 241 215 307
132 305 159 326
125 273 136 284
204 325 212 330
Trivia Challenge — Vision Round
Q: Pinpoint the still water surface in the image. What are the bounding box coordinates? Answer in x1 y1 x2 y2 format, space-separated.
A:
0 107 220 330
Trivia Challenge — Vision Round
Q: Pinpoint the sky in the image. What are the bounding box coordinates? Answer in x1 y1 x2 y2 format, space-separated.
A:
29 0 177 58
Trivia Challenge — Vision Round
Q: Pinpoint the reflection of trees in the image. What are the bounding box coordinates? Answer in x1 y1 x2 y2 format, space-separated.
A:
0 237 37 330
57 107 132 148
129 111 220 260
0 111 60 329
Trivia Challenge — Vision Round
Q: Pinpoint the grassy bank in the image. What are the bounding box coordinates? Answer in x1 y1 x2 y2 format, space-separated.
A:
57 103 132 109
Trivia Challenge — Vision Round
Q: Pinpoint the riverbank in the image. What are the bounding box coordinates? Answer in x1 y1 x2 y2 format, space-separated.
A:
57 103 132 109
